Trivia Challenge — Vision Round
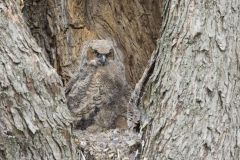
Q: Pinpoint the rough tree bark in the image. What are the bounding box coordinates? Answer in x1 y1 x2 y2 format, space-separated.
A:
2 0 240 160
0 1 82 159
136 0 240 159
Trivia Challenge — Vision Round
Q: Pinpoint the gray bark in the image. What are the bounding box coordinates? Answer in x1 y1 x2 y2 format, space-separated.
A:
2 0 240 159
22 0 69 80
0 1 81 159
137 0 240 159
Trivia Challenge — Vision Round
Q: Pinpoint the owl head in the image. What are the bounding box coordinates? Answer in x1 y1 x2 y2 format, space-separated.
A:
87 47 114 66
80 40 123 68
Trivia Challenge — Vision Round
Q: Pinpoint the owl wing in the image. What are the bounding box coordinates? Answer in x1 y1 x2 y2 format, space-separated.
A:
65 73 80 96
65 67 95 113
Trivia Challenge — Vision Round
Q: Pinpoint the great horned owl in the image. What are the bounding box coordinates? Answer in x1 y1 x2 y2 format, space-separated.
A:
66 40 131 132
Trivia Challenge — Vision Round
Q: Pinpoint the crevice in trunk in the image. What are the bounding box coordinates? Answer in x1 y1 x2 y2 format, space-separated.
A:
21 0 163 88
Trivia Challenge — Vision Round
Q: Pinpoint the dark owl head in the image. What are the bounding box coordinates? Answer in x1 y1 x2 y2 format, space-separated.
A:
79 40 126 81
87 47 114 66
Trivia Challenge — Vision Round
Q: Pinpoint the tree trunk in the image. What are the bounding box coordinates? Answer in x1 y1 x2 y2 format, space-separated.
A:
0 1 81 159
2 0 240 159
137 0 240 159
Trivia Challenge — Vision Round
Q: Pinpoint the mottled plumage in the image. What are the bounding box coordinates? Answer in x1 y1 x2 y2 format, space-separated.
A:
65 40 131 131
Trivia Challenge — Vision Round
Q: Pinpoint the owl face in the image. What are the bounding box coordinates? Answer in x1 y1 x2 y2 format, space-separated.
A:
80 40 124 72
87 47 114 66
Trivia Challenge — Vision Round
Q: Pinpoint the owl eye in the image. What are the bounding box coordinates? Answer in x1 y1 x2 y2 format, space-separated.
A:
93 50 100 57
97 53 101 58
107 49 114 59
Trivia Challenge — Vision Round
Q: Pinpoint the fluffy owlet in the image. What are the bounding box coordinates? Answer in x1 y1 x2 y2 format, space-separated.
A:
65 40 131 132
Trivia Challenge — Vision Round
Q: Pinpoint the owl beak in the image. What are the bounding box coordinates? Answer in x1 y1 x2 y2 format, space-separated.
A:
99 55 107 65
